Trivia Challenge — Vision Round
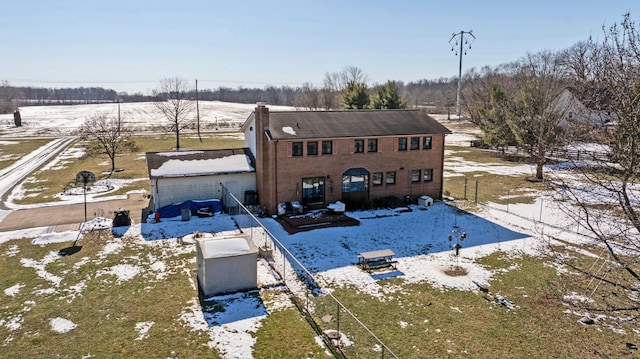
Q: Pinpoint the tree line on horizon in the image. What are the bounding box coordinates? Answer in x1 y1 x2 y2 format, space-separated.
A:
0 76 457 114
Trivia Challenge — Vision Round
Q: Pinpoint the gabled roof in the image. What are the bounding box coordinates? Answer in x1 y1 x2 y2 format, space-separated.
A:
145 148 255 179
265 109 451 140
563 87 615 112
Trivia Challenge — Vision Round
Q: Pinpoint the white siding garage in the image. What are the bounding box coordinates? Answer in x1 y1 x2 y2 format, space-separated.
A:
146 148 257 212
150 173 255 210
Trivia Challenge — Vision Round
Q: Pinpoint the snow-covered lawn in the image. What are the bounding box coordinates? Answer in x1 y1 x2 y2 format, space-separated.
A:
0 197 555 358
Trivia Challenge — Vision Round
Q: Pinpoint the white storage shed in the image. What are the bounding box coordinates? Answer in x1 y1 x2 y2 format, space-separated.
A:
196 235 258 297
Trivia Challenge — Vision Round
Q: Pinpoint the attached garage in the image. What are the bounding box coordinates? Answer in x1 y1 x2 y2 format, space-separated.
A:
195 235 258 297
145 148 257 213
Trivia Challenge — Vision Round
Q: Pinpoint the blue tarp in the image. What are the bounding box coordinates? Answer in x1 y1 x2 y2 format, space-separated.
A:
157 199 223 218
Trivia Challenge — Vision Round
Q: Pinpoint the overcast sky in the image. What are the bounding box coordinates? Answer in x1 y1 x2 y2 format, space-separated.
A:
3 0 639 94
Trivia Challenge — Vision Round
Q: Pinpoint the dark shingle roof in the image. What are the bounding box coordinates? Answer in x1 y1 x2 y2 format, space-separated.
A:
265 109 451 140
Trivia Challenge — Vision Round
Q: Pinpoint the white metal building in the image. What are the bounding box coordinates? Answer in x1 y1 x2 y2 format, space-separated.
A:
195 235 258 296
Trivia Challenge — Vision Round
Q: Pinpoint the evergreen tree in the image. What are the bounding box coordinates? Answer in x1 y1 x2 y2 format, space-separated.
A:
477 84 516 148
342 82 370 109
370 81 408 109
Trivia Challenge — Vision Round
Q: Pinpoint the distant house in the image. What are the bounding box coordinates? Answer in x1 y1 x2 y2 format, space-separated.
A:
553 88 616 129
241 104 451 214
145 148 256 212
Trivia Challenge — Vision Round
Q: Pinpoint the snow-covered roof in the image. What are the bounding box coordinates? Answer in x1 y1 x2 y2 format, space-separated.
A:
146 148 255 179
199 236 257 258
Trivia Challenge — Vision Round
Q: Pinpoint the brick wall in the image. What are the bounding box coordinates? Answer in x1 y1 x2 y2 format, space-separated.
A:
259 134 446 213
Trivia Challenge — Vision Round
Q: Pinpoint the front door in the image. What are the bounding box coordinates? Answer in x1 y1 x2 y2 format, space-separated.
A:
302 177 325 206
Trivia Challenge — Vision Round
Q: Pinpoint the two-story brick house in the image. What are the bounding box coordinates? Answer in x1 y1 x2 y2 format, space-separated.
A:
242 103 451 215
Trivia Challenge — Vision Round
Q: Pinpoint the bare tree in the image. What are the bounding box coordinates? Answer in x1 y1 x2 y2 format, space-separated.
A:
0 80 19 114
508 51 572 180
321 66 370 110
462 64 518 124
554 13 640 321
320 76 340 110
80 106 135 172
153 77 195 150
293 82 323 110
464 52 571 180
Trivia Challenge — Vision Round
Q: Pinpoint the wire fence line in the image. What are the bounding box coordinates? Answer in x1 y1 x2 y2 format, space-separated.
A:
221 185 399 359
469 141 610 163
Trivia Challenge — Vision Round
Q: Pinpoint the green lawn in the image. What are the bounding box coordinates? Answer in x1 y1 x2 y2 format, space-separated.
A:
0 230 324 358
309 251 639 358
444 145 547 205
0 138 54 171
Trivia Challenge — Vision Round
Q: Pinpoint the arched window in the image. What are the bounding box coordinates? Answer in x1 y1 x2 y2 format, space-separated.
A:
342 168 369 193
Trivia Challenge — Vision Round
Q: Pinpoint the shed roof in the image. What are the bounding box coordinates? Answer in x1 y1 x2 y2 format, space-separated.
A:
265 109 451 140
145 148 255 179
199 237 257 259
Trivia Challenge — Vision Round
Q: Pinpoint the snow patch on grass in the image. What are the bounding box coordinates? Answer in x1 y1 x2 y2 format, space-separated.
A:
50 317 77 333
4 283 24 297
135 321 155 340
96 264 141 284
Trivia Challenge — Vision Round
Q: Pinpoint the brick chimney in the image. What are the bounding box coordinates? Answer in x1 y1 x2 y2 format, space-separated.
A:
254 102 269 163
254 103 275 214
255 102 270 132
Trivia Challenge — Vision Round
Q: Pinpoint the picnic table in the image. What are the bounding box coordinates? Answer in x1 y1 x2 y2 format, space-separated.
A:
357 249 398 272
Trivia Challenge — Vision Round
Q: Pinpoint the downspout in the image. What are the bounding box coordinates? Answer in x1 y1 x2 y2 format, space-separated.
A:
274 139 278 213
154 179 159 211
439 134 446 199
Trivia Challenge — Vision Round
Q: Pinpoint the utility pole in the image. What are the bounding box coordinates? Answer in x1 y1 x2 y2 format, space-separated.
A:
117 98 122 135
195 79 202 142
449 30 475 117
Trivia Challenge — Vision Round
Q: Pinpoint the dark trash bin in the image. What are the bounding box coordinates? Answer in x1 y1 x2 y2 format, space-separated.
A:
112 209 131 227
244 190 258 205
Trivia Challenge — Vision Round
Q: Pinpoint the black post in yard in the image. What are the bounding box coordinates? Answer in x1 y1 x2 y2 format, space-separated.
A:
336 302 340 344
475 180 479 204
76 171 95 224
464 176 467 200
83 181 87 223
